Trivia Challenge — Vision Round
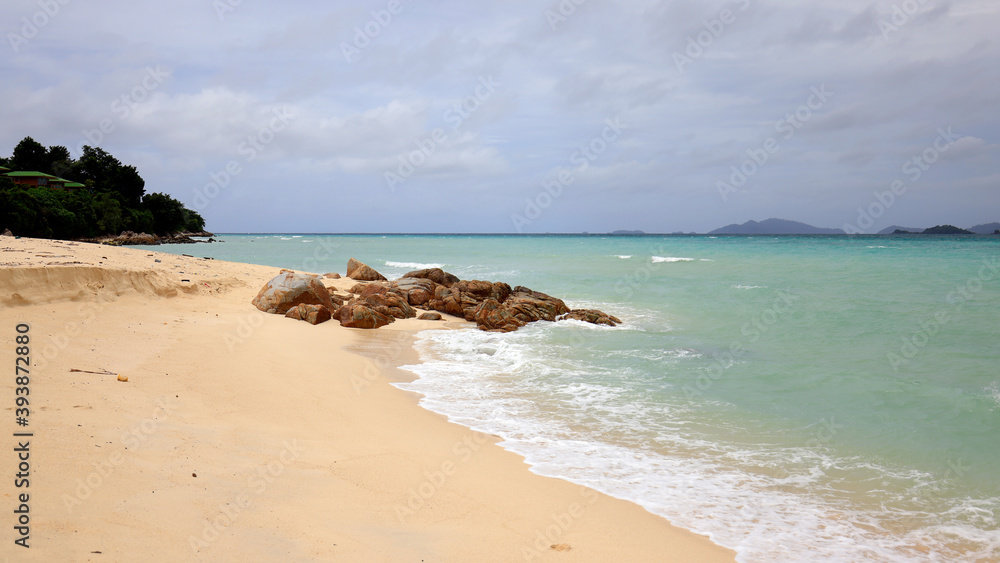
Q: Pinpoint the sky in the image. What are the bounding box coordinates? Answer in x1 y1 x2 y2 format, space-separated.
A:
1 0 998 234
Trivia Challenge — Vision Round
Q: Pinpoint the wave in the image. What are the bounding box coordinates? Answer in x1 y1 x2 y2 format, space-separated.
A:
615 255 633 259
384 261 444 269
396 327 1000 562
652 256 695 263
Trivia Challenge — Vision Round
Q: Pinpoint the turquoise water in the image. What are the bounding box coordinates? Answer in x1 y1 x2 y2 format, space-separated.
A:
153 234 1000 561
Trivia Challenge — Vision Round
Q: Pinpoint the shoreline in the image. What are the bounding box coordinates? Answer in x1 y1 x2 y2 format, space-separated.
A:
1 236 735 561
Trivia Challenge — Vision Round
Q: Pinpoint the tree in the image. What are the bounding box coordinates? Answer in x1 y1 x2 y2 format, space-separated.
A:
45 145 75 178
142 192 187 235
9 136 48 171
113 164 145 208
183 208 206 232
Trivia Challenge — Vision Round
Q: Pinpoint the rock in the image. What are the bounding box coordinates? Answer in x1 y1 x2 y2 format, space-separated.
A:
252 272 336 314
561 309 622 326
335 302 394 329
403 268 460 288
505 287 570 323
284 304 332 325
418 312 442 321
347 258 387 281
473 299 526 332
1 228 12 237
392 277 439 307
327 290 346 308
352 292 415 319
323 272 341 279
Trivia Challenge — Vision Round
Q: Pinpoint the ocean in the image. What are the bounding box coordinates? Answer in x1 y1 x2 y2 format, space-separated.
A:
150 234 1000 562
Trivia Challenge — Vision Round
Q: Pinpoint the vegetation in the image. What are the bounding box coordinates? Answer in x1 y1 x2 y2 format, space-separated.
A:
0 136 205 239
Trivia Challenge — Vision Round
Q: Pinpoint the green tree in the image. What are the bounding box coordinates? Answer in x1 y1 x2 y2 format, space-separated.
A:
183 208 206 232
142 192 187 234
9 136 48 171
94 193 126 235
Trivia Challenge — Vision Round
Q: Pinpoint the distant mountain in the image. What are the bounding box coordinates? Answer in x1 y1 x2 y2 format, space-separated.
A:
968 222 1000 235
877 225 925 234
708 218 844 235
610 230 645 235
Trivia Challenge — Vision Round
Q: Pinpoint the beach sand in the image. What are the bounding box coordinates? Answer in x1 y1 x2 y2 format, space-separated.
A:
0 236 735 562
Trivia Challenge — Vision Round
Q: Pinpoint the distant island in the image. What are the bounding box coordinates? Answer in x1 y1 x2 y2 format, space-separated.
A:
610 230 646 235
708 219 844 235
708 219 998 235
893 225 975 235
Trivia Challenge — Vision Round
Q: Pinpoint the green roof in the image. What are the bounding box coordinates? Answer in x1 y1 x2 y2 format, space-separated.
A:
0 166 9 172
64 182 85 188
5 171 59 178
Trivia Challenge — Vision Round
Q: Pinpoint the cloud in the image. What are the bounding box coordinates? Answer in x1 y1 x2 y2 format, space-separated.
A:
1 0 997 233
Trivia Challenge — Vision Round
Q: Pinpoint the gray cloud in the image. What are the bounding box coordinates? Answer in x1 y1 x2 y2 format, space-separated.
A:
1 0 997 233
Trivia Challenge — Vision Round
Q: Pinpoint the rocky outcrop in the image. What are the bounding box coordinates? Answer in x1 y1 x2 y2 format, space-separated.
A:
252 272 336 314
334 302 395 329
392 277 437 307
473 299 527 332
284 303 332 325
560 309 623 326
252 260 622 332
403 267 459 288
347 258 387 281
81 231 216 246
2 228 13 237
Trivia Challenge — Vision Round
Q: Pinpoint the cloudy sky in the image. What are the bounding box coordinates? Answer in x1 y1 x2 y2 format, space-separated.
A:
2 0 998 233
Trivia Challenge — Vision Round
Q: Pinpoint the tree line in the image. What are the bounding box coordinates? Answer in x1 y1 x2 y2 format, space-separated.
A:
0 136 205 239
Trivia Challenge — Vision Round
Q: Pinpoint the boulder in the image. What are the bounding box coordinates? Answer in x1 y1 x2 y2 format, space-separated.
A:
1 228 12 237
353 292 415 319
284 304 332 325
392 277 439 307
252 272 336 314
473 299 526 332
346 258 387 281
418 312 442 321
561 309 622 327
335 302 394 329
323 272 341 279
403 268 460 288
506 287 570 323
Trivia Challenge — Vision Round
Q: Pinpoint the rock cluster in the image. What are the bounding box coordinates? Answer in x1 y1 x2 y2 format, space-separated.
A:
82 231 218 246
252 259 622 332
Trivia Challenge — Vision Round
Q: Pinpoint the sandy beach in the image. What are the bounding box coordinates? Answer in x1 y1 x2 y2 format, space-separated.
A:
0 236 734 562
